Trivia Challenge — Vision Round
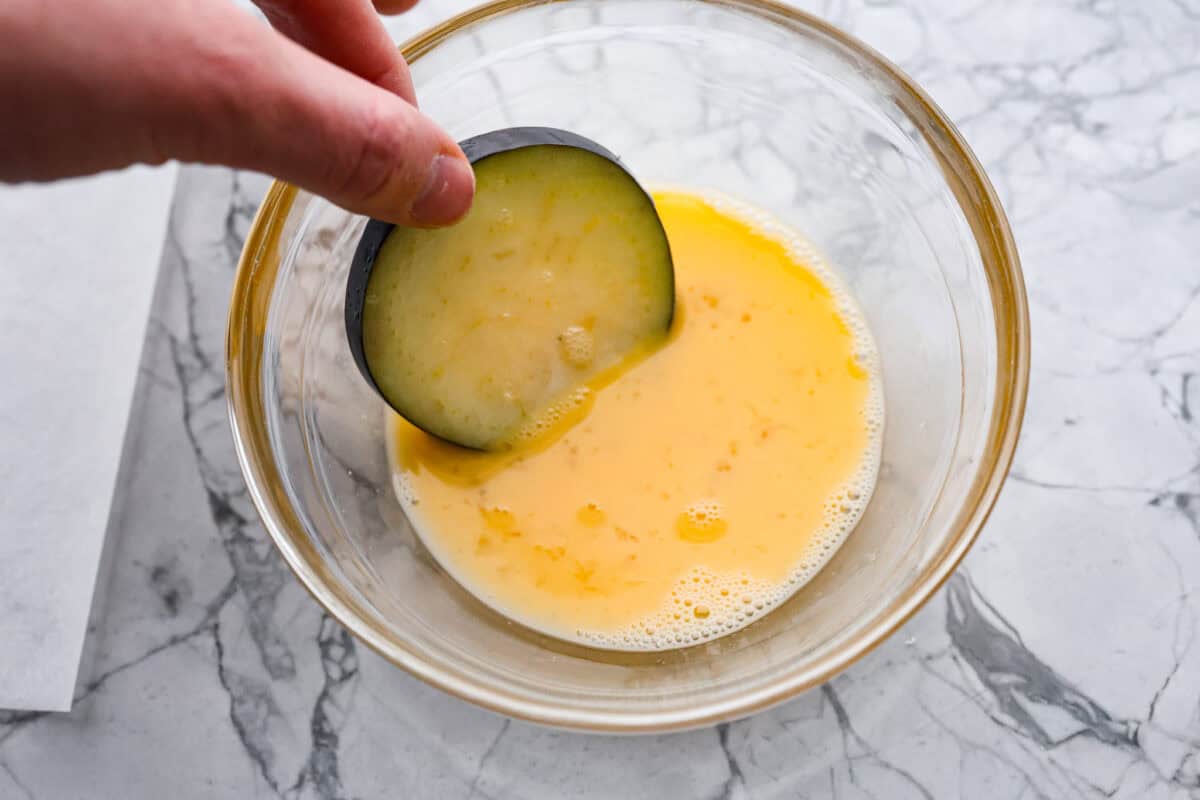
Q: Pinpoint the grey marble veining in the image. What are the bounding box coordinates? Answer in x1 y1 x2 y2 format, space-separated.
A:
2 0 1199 797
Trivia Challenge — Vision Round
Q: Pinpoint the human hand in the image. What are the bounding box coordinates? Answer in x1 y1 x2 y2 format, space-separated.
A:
0 0 474 226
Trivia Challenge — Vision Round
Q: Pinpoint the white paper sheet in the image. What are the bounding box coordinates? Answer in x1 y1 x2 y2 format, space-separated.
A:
0 164 178 711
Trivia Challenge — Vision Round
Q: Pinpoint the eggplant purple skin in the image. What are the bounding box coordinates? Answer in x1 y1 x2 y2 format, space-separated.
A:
344 126 671 432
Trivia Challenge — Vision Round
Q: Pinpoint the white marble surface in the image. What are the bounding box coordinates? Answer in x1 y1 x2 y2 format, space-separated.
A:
3 0 1200 797
0 164 178 712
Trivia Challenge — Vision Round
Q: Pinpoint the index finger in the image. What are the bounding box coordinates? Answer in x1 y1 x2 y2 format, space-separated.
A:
254 0 417 104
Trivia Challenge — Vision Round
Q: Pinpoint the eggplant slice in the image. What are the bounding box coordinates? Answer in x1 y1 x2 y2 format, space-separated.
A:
346 127 674 451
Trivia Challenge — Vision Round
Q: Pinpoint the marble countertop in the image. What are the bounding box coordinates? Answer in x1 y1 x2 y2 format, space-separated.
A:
3 0 1199 797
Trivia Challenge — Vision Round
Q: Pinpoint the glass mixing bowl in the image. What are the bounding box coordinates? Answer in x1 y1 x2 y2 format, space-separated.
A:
227 0 1028 732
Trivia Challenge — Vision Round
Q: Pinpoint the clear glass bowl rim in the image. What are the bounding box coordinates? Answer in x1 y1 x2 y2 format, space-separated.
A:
225 0 1031 733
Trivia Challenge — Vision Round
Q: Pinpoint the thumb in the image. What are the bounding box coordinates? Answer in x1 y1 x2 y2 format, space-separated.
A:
165 15 473 226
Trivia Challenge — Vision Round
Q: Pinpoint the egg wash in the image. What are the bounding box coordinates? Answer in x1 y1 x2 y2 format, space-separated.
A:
387 189 883 651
